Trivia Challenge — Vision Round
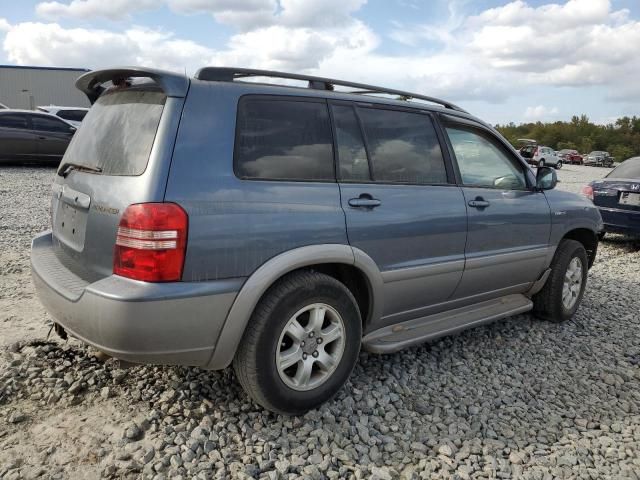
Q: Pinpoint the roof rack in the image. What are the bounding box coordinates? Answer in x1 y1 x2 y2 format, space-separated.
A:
195 67 468 113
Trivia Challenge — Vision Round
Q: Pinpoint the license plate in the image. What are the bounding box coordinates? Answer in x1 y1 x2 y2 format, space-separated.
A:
619 192 640 206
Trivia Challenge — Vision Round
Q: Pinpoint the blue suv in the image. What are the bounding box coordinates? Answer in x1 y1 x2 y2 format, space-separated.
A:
31 67 602 414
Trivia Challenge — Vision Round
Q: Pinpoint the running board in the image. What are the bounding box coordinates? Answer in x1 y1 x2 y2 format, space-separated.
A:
363 294 533 354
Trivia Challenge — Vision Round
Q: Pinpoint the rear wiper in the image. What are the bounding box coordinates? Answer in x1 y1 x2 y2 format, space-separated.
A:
57 162 103 178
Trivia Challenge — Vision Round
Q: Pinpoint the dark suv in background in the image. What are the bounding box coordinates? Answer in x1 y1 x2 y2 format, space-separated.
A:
31 67 602 414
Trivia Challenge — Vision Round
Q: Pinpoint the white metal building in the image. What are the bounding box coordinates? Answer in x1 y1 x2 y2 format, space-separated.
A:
0 65 90 110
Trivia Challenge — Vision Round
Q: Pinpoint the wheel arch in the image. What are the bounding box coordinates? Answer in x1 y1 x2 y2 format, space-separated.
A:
205 244 383 370
562 228 598 268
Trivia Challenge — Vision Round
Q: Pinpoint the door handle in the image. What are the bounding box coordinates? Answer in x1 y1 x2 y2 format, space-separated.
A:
38 136 47 140
348 194 381 208
468 198 490 208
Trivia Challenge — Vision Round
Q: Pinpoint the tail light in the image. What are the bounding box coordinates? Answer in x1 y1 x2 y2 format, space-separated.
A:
114 203 188 282
581 185 594 201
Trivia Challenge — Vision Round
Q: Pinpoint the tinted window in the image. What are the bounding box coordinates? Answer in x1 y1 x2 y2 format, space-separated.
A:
331 105 370 182
0 113 28 130
235 98 334 181
358 108 447 184
31 115 72 133
607 158 640 179
446 127 527 190
57 110 88 122
60 90 165 176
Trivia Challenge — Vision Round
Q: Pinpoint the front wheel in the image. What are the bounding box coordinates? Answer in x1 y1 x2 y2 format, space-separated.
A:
233 271 362 415
538 159 545 167
533 239 588 322
555 160 562 169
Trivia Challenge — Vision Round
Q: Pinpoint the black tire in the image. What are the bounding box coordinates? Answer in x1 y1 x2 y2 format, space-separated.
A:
533 239 588 322
233 270 362 415
598 232 606 241
538 159 545 167
555 160 562 169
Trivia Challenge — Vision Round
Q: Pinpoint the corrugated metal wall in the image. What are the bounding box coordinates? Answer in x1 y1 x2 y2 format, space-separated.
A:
0 66 90 109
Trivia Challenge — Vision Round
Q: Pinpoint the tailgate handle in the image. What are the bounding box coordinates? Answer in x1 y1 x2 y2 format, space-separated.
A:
61 186 91 210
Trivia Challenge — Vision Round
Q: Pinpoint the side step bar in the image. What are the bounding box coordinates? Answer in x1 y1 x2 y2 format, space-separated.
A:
363 294 533 354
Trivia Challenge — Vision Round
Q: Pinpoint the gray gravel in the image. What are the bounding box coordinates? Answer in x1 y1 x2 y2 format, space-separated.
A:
1 164 639 479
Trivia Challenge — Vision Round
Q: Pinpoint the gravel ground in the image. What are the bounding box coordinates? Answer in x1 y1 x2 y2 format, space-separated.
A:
1 164 639 480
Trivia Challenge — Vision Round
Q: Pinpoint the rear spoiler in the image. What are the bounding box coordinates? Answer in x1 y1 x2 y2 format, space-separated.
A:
76 67 190 104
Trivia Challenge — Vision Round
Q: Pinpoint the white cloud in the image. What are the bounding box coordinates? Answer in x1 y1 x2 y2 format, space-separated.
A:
2 22 215 73
7 0 640 107
390 0 640 101
36 0 157 20
167 0 277 31
524 105 560 121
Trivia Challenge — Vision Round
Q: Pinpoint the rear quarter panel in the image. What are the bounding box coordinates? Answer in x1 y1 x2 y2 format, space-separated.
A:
164 81 348 281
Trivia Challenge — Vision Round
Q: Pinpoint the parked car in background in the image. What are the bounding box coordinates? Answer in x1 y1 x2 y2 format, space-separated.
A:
583 157 640 238
558 149 583 165
518 140 563 169
37 106 89 127
0 109 76 164
584 151 614 167
31 66 602 414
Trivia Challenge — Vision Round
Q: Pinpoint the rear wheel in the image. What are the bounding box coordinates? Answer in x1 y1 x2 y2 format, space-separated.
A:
233 271 362 415
555 160 562 169
538 159 545 167
533 239 588 322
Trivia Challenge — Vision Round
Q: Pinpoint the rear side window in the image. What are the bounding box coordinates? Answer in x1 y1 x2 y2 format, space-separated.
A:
31 115 72 132
57 110 88 122
358 107 447 184
0 113 28 130
331 105 370 182
61 90 165 176
235 97 334 181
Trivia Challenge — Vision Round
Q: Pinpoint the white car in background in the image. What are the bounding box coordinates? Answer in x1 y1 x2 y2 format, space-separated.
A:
37 105 89 127
517 139 563 169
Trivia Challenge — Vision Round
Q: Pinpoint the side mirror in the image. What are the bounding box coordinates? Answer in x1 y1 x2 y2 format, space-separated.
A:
536 166 557 190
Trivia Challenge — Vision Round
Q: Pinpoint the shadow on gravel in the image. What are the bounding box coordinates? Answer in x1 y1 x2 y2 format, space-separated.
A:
2 255 639 478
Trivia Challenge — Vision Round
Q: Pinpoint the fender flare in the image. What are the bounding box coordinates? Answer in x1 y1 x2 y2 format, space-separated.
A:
205 244 383 370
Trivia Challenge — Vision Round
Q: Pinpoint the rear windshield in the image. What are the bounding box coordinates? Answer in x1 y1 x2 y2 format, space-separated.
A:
58 109 88 122
607 159 640 179
60 89 166 176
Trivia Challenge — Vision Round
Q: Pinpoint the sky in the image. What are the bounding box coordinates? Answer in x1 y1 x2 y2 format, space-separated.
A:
0 0 639 125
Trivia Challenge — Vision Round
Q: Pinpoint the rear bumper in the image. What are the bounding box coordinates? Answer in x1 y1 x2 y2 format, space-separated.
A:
31 231 243 367
598 207 640 235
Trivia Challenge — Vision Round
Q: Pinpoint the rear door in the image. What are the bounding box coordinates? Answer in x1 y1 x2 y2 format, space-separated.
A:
0 112 38 161
332 102 467 329
29 114 75 162
50 86 182 281
442 118 551 300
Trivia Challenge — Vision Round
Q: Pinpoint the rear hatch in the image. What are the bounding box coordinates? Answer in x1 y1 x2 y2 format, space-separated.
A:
50 69 188 282
519 145 535 159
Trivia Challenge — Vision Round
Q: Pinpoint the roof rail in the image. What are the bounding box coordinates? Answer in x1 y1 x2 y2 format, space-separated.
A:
194 67 467 113
76 67 189 104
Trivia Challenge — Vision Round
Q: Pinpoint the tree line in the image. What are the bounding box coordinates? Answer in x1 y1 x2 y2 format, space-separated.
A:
495 115 640 161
